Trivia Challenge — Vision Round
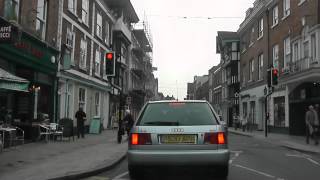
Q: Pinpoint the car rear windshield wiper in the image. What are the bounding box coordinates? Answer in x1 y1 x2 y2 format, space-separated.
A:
143 121 180 126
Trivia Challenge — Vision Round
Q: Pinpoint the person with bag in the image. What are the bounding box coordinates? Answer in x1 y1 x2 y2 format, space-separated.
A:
75 107 86 139
305 105 319 145
123 110 134 136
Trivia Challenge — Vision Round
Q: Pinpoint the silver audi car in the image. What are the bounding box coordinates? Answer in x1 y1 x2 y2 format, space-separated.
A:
127 100 229 179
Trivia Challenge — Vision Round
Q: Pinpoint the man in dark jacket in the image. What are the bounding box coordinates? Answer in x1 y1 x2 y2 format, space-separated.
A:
123 110 134 135
75 107 86 138
305 105 319 145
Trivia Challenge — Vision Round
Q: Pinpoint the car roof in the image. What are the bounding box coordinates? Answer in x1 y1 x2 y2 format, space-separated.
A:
147 100 208 104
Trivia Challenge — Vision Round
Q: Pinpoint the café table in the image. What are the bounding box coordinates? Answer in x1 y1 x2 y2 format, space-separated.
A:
0 127 16 148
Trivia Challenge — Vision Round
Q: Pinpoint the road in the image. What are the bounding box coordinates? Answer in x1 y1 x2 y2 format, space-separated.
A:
84 134 320 180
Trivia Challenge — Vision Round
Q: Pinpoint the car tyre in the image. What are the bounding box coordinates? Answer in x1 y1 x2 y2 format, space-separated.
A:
216 165 229 179
128 165 143 180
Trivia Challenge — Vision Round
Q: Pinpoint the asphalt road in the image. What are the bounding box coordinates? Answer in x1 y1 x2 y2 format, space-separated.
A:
84 134 320 180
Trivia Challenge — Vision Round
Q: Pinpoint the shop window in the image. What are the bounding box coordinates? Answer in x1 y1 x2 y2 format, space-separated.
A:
274 97 285 127
4 0 20 21
36 0 47 40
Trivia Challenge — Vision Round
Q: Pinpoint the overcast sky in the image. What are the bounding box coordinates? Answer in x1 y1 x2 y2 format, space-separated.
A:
131 0 254 100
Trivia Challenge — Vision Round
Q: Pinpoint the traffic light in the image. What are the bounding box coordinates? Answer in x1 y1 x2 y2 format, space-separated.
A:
267 68 272 87
272 68 278 86
105 51 115 76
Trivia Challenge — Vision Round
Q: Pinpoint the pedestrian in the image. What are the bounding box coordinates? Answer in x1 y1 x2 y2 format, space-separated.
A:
75 107 86 139
123 110 134 135
305 105 319 145
247 113 252 132
0 106 7 124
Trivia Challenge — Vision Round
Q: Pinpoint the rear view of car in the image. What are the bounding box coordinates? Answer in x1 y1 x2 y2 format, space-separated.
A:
127 100 229 179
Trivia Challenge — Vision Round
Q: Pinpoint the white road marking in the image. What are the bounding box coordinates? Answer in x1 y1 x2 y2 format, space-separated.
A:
307 158 320 166
112 171 129 180
286 151 320 166
233 164 275 179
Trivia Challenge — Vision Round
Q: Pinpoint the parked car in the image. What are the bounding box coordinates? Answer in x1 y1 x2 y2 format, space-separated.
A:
127 100 230 179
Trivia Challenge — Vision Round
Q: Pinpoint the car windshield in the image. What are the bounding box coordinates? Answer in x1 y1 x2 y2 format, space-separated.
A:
137 102 218 126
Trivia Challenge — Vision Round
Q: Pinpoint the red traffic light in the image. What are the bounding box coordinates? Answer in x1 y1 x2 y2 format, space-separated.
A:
106 53 114 60
273 68 278 75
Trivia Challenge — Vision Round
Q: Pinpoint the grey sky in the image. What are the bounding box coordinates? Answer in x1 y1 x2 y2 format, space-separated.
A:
131 0 253 100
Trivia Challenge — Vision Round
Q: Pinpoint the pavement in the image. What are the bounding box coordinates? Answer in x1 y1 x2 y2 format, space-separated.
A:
228 127 320 154
0 129 128 180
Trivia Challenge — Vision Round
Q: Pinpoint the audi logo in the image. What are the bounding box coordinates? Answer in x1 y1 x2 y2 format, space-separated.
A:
171 128 184 133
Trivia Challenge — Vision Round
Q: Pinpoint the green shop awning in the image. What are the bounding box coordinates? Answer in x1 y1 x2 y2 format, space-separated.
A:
0 67 29 92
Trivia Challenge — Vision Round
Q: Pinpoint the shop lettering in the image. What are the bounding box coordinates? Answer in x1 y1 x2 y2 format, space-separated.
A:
0 26 12 40
14 42 44 59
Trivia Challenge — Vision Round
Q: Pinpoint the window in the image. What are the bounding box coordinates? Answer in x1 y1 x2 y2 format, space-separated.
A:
36 0 47 40
66 83 73 118
249 59 254 81
293 43 299 62
81 0 89 25
79 88 86 111
232 42 238 51
68 0 77 14
137 103 218 126
272 6 278 26
95 49 101 76
4 0 20 21
250 27 255 45
79 38 87 69
66 28 75 63
96 13 102 38
284 37 291 69
94 92 100 116
283 0 290 17
303 41 309 59
273 44 279 68
298 0 306 6
105 22 110 45
258 17 263 38
311 34 317 61
258 54 263 80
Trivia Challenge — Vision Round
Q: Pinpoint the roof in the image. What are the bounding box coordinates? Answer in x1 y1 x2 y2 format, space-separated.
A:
217 31 239 41
105 0 139 23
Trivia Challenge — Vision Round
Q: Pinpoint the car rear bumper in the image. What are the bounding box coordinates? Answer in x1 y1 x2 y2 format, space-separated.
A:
128 149 229 166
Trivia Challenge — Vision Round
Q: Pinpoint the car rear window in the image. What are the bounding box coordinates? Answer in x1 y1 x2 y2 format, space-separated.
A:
137 102 218 126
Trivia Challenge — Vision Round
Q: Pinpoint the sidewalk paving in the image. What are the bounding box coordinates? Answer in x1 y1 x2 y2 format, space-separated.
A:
228 127 320 154
0 129 128 180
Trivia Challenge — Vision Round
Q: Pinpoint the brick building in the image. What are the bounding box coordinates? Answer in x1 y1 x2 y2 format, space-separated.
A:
238 0 320 135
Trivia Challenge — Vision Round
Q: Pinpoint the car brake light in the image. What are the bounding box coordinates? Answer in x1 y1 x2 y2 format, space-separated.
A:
130 133 152 145
204 132 227 144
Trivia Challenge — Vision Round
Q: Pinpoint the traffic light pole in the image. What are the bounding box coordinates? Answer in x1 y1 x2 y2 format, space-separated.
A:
264 89 272 137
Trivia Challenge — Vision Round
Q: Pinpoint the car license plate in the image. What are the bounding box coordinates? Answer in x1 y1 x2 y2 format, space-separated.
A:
160 134 197 144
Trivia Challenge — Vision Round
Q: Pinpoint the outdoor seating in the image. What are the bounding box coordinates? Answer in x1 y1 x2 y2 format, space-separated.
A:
12 126 24 146
38 124 51 142
49 123 63 141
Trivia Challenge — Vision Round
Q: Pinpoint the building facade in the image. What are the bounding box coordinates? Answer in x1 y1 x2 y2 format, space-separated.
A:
216 31 240 127
209 64 223 115
238 0 270 131
238 0 320 135
0 0 59 139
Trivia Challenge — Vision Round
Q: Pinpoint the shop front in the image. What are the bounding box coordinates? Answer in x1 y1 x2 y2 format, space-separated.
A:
0 18 59 140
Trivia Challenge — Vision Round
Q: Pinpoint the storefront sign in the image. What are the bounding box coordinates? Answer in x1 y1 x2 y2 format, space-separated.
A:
14 42 44 59
0 18 17 43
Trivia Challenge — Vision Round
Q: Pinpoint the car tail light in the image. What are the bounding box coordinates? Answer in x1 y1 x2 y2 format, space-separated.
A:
204 132 227 144
130 133 152 145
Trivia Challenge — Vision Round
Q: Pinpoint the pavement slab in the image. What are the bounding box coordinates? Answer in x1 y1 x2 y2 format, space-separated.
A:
0 130 128 180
